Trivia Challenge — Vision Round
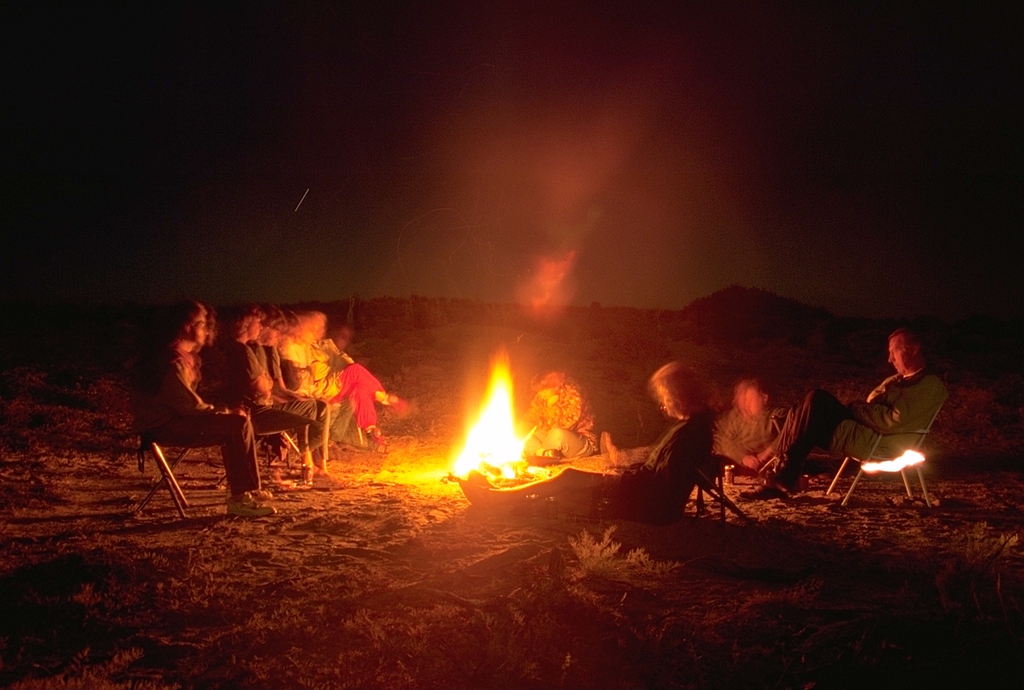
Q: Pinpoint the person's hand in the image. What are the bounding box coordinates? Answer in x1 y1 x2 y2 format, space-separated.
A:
741 454 762 470
255 373 273 395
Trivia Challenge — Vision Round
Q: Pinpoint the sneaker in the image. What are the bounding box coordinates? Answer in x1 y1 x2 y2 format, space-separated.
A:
365 426 388 454
227 493 277 517
249 488 274 501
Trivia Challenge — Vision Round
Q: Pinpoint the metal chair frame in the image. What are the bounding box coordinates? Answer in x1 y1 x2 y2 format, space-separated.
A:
756 411 788 477
259 430 302 468
825 403 944 508
694 466 748 524
134 436 191 518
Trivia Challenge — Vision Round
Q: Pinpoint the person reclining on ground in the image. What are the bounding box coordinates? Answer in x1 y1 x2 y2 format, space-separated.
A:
522 370 597 462
460 362 718 525
130 300 275 517
220 305 324 480
743 327 948 500
713 378 788 474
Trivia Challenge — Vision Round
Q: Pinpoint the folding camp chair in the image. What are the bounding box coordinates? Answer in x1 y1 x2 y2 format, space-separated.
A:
693 459 748 524
825 402 944 507
756 410 789 478
259 430 302 468
134 435 191 518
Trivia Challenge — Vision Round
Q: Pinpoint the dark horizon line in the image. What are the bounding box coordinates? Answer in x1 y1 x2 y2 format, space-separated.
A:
0 286 1019 327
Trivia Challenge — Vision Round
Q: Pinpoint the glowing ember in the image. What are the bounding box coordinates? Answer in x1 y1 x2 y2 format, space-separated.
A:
861 449 925 474
452 352 528 479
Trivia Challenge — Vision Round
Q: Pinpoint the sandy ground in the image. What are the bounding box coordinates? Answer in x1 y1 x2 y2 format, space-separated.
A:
2 309 1023 688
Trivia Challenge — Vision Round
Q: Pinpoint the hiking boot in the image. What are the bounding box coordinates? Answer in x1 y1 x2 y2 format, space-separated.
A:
227 493 277 517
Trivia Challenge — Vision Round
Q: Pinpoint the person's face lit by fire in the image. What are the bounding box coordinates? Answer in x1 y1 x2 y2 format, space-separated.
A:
184 307 210 348
297 313 327 344
332 325 353 351
888 333 923 377
259 323 281 347
539 388 560 408
309 314 327 342
239 315 261 343
735 383 767 419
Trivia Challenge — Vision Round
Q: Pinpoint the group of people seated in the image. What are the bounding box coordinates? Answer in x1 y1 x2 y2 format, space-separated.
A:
463 327 948 522
130 300 407 517
131 301 946 523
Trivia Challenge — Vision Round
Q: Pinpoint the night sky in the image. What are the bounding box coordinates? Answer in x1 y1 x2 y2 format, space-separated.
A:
4 2 1022 319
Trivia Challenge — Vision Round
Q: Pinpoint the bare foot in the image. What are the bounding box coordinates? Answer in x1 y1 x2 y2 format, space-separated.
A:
600 431 620 467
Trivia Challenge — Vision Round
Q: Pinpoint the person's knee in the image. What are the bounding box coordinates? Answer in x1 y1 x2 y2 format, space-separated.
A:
293 399 318 419
547 428 589 457
545 427 570 448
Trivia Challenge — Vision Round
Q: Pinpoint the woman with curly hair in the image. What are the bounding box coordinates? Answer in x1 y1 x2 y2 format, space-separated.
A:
522 371 596 461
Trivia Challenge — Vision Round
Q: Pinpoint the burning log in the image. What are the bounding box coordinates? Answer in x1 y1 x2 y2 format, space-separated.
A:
452 351 529 480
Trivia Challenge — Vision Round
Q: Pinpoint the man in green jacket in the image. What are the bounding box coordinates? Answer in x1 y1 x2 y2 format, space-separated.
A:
743 328 947 499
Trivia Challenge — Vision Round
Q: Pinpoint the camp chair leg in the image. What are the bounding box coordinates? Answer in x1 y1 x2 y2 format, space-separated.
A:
717 470 726 523
321 404 331 471
282 431 301 455
840 469 864 507
916 467 932 508
135 443 189 518
695 470 747 523
261 431 302 468
900 469 913 498
826 457 852 495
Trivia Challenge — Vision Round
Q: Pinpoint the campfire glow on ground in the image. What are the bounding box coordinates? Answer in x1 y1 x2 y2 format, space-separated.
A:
452 353 528 479
862 449 925 474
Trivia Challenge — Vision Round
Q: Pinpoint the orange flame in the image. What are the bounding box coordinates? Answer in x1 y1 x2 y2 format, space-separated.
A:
861 450 925 474
452 353 528 479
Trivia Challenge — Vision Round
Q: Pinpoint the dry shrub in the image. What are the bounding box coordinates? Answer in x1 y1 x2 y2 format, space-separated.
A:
936 521 1020 618
569 526 678 580
4 648 177 690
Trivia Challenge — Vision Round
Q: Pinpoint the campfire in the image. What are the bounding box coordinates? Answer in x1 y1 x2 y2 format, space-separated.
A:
450 352 550 486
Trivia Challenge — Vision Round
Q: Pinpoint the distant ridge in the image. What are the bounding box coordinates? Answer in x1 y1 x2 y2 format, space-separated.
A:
678 284 834 344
